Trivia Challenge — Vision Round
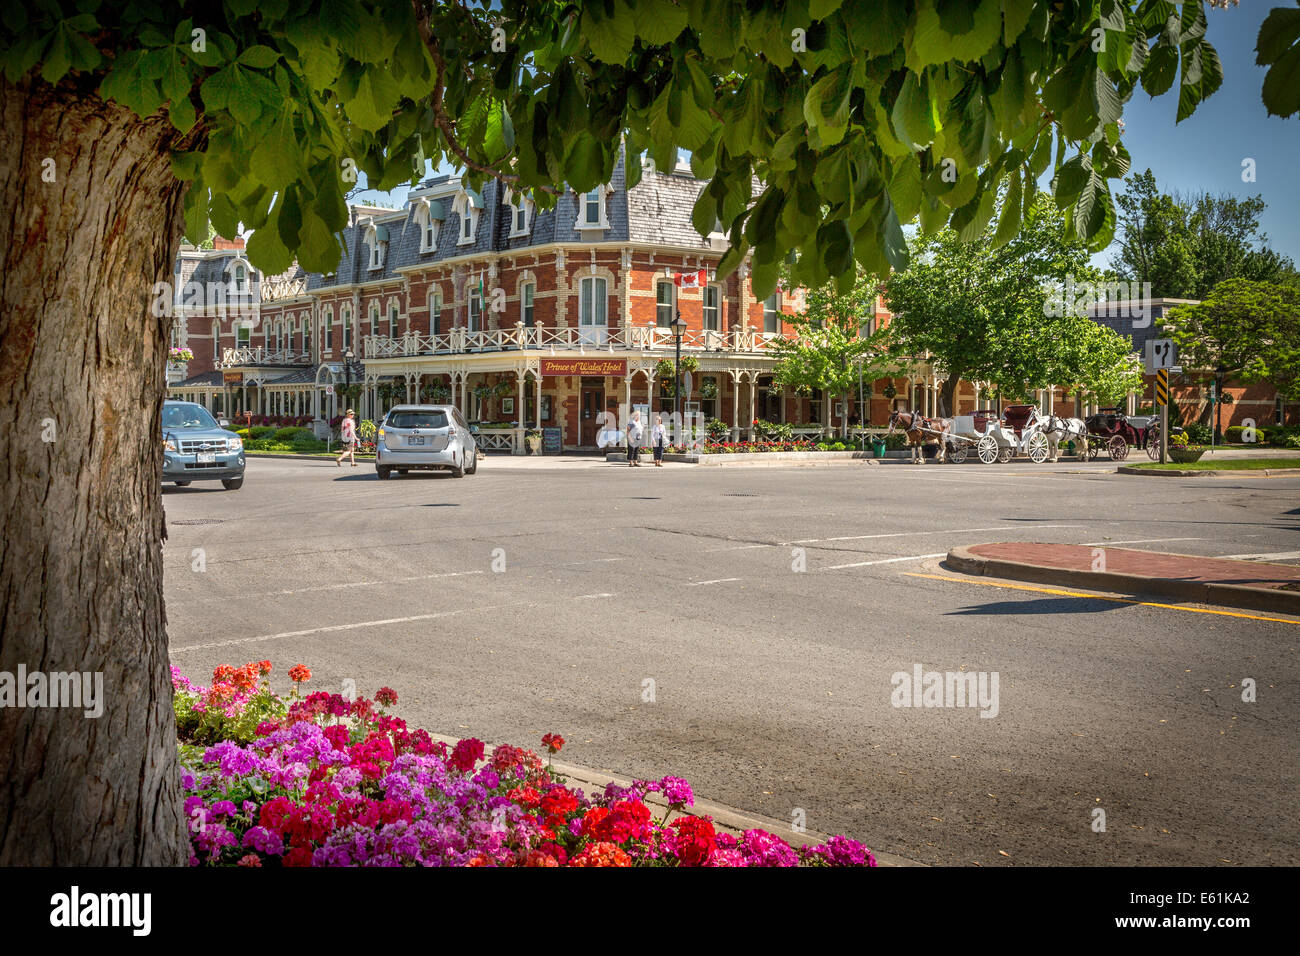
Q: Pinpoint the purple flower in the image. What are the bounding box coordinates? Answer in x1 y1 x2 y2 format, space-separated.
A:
242 826 284 856
660 776 694 807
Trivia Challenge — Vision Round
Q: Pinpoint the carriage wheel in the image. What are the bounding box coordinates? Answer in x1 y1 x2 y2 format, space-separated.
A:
1087 437 1101 461
1027 433 1050 463
949 443 969 464
1145 428 1161 460
976 436 998 464
997 445 1012 463
1108 434 1129 461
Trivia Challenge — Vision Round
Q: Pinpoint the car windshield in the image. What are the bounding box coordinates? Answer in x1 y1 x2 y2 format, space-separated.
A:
387 410 448 429
162 404 219 430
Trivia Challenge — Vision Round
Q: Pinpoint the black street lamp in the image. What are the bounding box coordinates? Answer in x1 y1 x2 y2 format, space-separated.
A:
671 311 687 429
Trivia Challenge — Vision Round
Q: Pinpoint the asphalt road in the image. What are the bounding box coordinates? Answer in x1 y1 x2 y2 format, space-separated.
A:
163 455 1300 866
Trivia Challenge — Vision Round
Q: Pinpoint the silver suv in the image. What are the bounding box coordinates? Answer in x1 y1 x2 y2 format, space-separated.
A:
375 405 478 479
161 400 245 490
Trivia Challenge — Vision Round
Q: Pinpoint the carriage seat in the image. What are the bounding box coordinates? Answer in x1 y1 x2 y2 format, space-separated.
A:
1001 404 1036 437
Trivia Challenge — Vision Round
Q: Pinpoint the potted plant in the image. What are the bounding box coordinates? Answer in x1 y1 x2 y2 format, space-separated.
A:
700 377 719 400
679 354 700 374
1167 431 1206 463
882 383 897 400
654 358 675 383
524 429 543 454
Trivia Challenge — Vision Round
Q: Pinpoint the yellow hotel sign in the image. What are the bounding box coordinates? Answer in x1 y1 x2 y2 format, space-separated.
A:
539 358 627 377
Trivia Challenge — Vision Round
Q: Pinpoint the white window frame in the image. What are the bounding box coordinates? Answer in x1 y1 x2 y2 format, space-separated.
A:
416 200 441 253
656 280 676 328
303 313 312 355
323 309 333 351
389 303 399 339
342 306 352 351
575 185 610 231
702 284 721 331
453 190 481 246
236 323 250 348
365 224 385 270
468 287 483 332
763 292 781 336
430 291 442 334
521 281 535 325
506 190 534 238
579 276 608 343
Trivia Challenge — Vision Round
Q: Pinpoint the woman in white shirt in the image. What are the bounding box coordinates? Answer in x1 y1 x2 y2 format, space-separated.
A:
626 411 644 466
651 415 668 466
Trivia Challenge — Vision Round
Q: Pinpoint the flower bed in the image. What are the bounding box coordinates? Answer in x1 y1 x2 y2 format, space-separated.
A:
701 440 817 454
174 662 876 867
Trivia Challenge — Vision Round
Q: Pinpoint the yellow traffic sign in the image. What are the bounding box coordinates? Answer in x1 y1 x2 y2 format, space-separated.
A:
1155 368 1169 407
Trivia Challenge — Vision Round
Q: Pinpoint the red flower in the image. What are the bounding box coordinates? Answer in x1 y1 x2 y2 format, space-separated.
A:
450 737 485 773
257 660 272 675
288 664 312 683
670 815 717 867
375 686 398 707
541 732 564 755
569 842 632 867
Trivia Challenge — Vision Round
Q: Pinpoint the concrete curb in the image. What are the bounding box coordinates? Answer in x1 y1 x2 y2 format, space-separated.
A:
429 732 922 866
1117 465 1300 478
946 545 1300 616
603 450 885 466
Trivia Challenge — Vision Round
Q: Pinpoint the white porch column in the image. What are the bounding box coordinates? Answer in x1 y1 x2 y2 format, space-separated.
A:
534 369 542 429
747 374 757 438
730 372 740 439
514 369 526 455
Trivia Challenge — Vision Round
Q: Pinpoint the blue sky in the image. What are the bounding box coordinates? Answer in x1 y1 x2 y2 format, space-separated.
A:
353 6 1298 267
1091 3 1299 268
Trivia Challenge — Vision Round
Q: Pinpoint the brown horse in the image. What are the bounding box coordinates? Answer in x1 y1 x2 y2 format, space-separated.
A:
887 409 951 464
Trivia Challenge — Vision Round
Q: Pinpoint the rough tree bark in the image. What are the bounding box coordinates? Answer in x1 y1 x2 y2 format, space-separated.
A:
0 77 191 864
939 371 962 418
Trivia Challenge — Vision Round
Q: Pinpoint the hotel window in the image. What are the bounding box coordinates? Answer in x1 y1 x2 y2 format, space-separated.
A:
236 324 250 348
283 320 291 352
702 285 720 331
342 307 352 351
430 291 442 334
416 201 442 252
509 198 532 238
323 311 332 351
303 315 312 355
369 303 380 336
212 321 220 361
763 293 781 334
580 276 607 326
468 287 483 331
233 264 246 294
521 282 535 325
389 303 399 338
808 388 824 423
656 280 675 327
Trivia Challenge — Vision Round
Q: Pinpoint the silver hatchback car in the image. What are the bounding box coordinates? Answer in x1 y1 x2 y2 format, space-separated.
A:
375 405 478 479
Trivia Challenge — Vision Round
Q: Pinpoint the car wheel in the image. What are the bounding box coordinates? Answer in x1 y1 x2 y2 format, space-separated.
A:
221 478 243 490
377 466 392 480
174 481 192 487
398 469 409 475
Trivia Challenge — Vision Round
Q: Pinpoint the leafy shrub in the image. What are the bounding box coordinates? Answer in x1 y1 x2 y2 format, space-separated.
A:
273 426 314 442
883 433 907 450
705 418 730 443
1225 424 1269 444
248 426 277 439
1181 422 1213 444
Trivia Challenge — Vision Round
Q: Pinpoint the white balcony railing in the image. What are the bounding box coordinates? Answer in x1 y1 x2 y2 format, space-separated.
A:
361 324 771 359
220 347 313 367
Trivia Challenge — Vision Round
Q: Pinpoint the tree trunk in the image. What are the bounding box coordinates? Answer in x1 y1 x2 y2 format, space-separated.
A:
939 372 962 418
0 78 191 864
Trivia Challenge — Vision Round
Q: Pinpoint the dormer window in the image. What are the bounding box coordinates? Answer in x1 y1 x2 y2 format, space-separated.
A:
415 198 444 253
363 221 388 270
233 264 246 293
576 186 610 230
505 188 534 238
452 189 482 246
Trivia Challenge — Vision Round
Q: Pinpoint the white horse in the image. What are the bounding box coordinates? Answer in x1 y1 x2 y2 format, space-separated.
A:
1041 414 1088 462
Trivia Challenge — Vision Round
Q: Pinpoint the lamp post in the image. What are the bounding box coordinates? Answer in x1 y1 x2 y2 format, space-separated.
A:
671 311 687 435
344 348 355 419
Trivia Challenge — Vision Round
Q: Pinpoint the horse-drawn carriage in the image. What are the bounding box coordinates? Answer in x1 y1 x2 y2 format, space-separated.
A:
944 405 1051 464
1082 406 1161 461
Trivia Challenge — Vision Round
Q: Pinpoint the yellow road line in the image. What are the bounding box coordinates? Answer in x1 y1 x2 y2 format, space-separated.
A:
902 572 1300 626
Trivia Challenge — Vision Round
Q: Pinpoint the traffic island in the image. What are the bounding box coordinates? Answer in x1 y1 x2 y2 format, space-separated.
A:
1118 459 1300 477
946 542 1300 616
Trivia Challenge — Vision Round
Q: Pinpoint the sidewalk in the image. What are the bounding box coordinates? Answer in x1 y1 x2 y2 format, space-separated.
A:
947 543 1300 615
428 732 922 866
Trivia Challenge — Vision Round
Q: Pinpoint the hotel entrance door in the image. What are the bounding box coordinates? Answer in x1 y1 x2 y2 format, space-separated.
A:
579 383 604 447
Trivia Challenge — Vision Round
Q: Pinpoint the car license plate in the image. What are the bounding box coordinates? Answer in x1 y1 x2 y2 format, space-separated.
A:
408 436 424 445
197 452 216 463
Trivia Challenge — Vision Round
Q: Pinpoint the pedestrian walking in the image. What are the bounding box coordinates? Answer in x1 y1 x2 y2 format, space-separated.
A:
336 408 358 467
652 415 668 466
626 410 644 467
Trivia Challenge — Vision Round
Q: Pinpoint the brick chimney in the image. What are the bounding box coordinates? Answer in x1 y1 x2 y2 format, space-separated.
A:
213 236 246 250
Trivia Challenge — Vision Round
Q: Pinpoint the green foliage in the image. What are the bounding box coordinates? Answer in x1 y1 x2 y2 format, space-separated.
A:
1182 422 1213 444
0 0 1247 291
355 418 377 440
173 684 285 747
247 425 277 439
769 265 894 436
886 190 1139 409
705 417 730 442
272 426 313 442
752 418 794 442
1168 279 1300 399
1110 169 1296 298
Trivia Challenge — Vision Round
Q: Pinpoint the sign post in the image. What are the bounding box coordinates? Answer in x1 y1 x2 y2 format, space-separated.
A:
1156 368 1170 464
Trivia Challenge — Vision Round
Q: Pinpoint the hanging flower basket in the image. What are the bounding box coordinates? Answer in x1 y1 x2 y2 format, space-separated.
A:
168 347 194 366
882 383 896 400
699 378 719 400
679 355 700 374
654 358 675 382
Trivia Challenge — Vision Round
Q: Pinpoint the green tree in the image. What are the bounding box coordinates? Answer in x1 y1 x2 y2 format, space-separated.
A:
885 191 1130 414
767 270 894 437
1167 279 1300 399
1110 169 1296 298
0 0 1283 865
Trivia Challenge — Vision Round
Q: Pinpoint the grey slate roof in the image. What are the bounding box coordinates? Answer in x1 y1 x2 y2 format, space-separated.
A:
306 145 716 291
172 251 261 309
173 370 224 387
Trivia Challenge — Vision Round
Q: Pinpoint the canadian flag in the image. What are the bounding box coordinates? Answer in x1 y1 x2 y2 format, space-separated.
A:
672 269 708 288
